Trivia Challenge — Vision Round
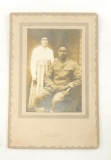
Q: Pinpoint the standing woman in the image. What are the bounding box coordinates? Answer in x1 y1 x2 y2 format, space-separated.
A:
28 37 54 109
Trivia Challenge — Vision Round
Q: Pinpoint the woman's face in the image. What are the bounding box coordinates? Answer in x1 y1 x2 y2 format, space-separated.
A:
41 37 48 47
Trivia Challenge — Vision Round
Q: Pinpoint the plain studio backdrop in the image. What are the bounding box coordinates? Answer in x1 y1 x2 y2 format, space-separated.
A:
0 0 111 160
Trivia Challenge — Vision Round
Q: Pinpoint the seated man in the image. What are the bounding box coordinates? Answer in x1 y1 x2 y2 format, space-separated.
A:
35 46 82 112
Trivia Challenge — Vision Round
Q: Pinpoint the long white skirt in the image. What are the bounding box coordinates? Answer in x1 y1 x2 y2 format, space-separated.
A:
28 60 51 109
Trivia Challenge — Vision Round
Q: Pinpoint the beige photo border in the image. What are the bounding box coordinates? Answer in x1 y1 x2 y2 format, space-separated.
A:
9 13 98 148
20 23 87 118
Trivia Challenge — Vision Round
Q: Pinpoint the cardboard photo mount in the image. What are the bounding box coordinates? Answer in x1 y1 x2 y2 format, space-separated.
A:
9 13 98 148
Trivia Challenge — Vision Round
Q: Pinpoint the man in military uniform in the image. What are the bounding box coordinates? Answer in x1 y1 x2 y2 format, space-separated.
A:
35 46 82 112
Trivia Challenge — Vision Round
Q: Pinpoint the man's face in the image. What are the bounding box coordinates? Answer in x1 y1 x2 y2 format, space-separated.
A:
58 47 68 61
41 37 48 47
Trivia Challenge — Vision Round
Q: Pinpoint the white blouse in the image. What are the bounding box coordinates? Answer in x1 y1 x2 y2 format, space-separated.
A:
30 46 54 80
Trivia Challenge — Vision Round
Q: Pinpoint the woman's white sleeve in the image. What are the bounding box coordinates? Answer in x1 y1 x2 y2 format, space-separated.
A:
30 49 37 80
50 50 54 63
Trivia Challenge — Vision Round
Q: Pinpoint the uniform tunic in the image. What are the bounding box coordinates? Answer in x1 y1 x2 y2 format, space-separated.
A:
45 59 81 88
35 59 82 112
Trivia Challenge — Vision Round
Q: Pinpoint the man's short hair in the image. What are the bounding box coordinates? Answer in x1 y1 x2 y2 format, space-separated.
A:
41 37 48 41
58 45 68 50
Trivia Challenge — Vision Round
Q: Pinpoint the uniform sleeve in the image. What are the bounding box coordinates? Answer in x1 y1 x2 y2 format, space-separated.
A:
30 48 37 80
68 63 82 88
45 64 55 86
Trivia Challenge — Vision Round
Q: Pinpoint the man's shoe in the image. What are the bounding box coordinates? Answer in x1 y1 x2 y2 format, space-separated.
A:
50 109 53 113
35 107 44 112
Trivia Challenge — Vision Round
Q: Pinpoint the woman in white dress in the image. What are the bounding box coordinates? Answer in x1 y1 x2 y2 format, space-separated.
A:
28 37 54 109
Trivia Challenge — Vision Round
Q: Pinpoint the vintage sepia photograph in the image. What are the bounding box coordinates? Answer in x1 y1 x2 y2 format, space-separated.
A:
9 13 98 148
27 29 82 112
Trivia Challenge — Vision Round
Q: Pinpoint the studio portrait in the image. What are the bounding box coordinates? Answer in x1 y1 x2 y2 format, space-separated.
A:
26 29 82 112
9 13 98 149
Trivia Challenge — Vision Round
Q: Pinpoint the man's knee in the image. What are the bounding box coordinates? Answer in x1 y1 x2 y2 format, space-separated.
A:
36 91 46 102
